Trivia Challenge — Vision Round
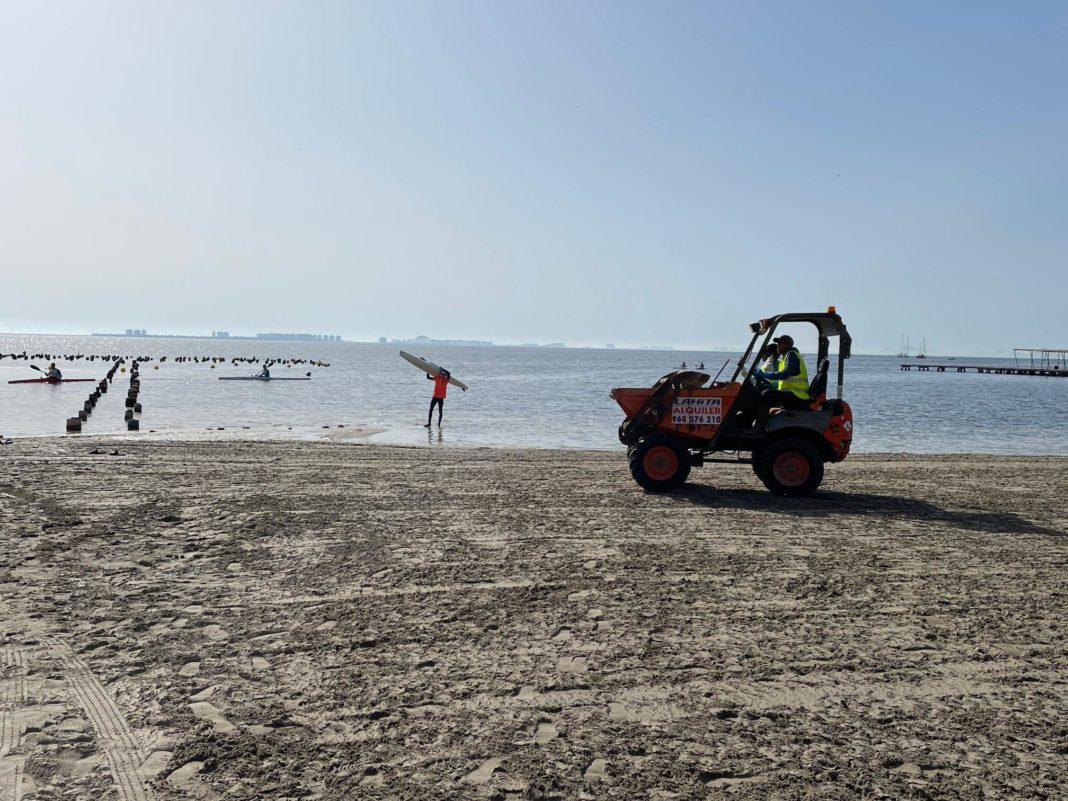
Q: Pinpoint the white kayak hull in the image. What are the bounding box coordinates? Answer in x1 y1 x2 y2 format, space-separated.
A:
399 351 468 390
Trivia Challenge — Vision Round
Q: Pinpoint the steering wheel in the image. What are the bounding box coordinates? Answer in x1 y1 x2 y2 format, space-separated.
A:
749 372 772 391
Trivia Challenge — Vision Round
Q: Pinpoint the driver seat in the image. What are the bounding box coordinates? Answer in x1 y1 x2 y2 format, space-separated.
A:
807 358 829 406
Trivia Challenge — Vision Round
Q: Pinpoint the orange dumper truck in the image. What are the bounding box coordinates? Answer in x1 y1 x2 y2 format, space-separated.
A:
611 309 853 495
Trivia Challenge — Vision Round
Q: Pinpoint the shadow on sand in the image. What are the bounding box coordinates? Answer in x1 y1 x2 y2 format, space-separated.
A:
671 485 1064 538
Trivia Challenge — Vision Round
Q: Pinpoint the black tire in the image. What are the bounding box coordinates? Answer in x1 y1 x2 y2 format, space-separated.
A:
629 434 691 492
757 438 824 496
751 448 765 479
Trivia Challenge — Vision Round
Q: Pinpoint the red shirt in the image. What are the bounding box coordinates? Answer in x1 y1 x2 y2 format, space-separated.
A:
432 375 449 399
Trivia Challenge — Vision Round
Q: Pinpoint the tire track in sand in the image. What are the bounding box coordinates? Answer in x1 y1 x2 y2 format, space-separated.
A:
0 648 29 755
0 647 31 801
47 639 155 801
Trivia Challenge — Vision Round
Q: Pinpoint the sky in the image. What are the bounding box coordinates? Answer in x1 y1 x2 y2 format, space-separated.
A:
1 1 1065 355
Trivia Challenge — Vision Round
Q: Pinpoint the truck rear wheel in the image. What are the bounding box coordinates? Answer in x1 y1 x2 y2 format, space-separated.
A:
629 434 691 492
758 438 824 496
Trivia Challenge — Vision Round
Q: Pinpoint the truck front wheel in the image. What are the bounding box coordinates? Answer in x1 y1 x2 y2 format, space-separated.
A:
629 434 691 492
758 438 824 496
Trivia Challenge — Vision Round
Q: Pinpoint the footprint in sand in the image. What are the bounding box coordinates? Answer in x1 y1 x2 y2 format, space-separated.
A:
189 701 235 733
534 722 558 744
168 760 223 800
201 625 229 641
359 767 384 787
584 759 608 782
557 656 588 673
140 750 173 778
462 757 502 784
608 702 636 722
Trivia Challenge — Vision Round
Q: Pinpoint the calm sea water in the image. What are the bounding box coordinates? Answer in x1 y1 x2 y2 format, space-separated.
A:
1 334 1066 454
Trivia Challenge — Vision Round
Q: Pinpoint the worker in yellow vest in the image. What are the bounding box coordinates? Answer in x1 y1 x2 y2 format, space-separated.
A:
758 343 779 374
754 334 810 424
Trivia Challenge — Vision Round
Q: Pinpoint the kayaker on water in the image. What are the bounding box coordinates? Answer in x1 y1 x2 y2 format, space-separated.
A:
46 363 62 381
257 364 271 379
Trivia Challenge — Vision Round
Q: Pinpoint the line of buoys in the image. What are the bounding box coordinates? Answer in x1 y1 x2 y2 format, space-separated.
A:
62 360 123 433
64 362 122 433
127 362 141 430
2 353 331 366
3 353 126 361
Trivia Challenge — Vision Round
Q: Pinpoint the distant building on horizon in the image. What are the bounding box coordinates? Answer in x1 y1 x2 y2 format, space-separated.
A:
91 329 343 341
389 335 494 347
255 333 342 342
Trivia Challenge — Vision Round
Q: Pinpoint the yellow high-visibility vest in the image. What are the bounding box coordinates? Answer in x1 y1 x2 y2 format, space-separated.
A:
778 348 809 399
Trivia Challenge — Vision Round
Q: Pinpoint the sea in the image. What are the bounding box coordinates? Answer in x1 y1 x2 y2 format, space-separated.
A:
2 334 1066 455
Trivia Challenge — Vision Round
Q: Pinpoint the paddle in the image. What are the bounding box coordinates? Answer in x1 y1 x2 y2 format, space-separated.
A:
30 364 43 373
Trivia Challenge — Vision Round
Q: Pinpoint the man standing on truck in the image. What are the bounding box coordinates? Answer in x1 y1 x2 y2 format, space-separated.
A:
754 335 810 423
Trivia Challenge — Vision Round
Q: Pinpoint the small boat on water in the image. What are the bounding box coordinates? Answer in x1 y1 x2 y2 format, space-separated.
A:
7 378 96 385
218 376 310 381
916 338 928 359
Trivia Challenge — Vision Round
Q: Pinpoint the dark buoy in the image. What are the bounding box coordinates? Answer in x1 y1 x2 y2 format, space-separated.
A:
134 403 142 413
124 409 134 420
66 417 82 432
127 418 140 430
78 410 88 422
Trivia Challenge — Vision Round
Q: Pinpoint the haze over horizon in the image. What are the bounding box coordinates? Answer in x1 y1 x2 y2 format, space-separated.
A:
3 2 1065 356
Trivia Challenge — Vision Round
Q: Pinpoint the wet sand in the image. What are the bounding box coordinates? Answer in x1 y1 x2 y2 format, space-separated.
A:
0 439 1064 800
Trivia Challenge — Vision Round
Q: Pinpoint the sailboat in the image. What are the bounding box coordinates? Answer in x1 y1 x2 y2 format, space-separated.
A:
897 334 910 358
916 338 927 359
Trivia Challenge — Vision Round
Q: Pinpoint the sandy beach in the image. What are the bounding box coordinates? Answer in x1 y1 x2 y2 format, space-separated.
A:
0 439 1064 800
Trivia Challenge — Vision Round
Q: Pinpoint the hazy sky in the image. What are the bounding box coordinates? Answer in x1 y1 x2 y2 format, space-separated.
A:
2 1 1065 354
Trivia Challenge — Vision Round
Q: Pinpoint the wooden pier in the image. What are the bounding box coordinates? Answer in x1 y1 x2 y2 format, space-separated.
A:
900 347 1068 377
900 363 1068 376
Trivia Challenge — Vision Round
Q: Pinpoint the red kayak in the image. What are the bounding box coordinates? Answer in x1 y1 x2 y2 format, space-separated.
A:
7 378 96 385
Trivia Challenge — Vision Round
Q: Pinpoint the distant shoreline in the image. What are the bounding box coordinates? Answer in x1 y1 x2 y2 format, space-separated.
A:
90 332 344 343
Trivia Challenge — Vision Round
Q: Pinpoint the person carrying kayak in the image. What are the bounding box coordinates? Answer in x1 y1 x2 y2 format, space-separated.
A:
46 363 62 381
425 368 463 427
